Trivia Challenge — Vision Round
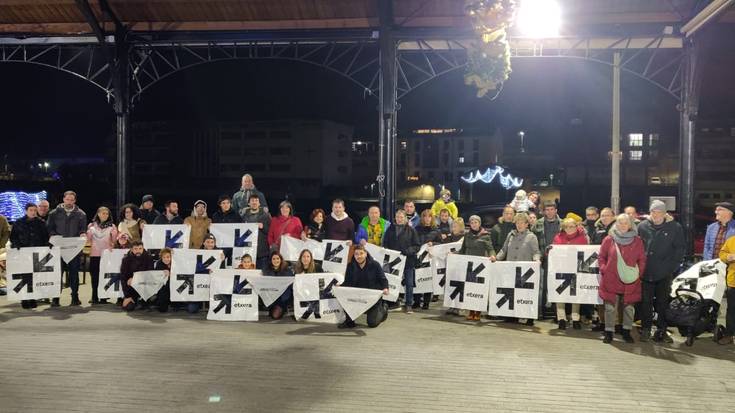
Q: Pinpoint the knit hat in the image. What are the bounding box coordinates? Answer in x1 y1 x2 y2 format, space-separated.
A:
141 194 154 204
469 215 482 224
649 199 667 213
194 200 207 209
716 202 734 214
565 212 583 223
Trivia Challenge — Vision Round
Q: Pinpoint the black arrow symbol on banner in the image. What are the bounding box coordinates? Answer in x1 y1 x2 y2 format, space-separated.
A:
195 255 217 274
176 274 195 294
232 275 252 294
555 273 577 296
438 268 447 287
577 251 599 274
12 273 34 293
234 229 253 247
33 252 54 272
448 280 465 302
300 300 321 319
165 230 184 248
515 267 535 289
103 273 121 291
319 278 339 299
465 261 486 283
496 287 515 310
212 294 232 314
415 250 431 269
382 255 402 275
324 243 344 263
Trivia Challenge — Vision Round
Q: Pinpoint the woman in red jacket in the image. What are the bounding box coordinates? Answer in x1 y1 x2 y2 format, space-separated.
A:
597 214 646 344
551 218 589 330
267 200 304 252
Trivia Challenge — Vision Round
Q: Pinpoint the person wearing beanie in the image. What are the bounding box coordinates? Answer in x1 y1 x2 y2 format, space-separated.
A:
637 199 685 343
139 194 161 225
458 214 495 321
184 200 212 249
551 218 589 330
703 201 735 260
431 189 458 220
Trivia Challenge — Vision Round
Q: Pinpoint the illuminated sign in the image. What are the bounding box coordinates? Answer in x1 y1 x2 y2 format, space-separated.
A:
0 191 47 222
461 166 523 189
413 128 461 135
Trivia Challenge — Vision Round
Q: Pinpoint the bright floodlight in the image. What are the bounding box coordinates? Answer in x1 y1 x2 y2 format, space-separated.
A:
517 0 561 38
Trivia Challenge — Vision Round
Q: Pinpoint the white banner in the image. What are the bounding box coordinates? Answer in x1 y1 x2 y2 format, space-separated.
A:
332 286 384 320
547 245 603 305
207 270 259 321
169 249 223 302
413 244 433 294
430 240 463 295
488 261 541 319
293 273 346 323
98 249 128 299
49 235 86 264
671 259 728 304
5 247 62 301
142 224 191 250
246 274 295 307
279 236 350 274
209 223 259 265
364 243 406 278
383 272 402 303
131 270 168 301
442 254 492 312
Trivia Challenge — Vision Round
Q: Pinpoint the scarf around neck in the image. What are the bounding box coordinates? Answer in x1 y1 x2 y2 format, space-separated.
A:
610 227 636 245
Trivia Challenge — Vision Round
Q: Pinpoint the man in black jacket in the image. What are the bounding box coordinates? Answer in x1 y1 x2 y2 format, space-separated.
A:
637 200 685 343
152 200 184 225
10 203 50 309
339 245 389 328
139 195 161 225
46 190 87 306
119 241 154 311
241 194 271 269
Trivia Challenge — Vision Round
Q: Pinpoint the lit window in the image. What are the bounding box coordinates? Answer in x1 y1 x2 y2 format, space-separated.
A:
648 133 659 146
628 133 643 147
400 141 407 150
458 156 465 164
629 150 643 161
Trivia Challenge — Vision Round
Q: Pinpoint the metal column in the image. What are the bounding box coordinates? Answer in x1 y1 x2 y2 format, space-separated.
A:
679 38 701 255
378 0 398 218
113 32 131 210
610 52 621 214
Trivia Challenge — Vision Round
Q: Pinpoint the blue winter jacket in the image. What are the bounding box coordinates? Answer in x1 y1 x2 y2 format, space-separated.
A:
703 220 735 260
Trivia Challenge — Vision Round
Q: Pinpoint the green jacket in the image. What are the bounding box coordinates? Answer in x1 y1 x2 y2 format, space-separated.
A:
458 229 495 257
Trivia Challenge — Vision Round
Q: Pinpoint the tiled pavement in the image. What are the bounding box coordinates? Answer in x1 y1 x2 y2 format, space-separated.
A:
1 289 733 413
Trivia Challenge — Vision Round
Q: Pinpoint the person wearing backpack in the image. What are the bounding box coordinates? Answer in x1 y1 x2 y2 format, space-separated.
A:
597 214 647 344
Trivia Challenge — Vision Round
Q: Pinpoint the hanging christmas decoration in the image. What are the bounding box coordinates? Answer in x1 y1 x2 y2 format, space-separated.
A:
464 0 516 98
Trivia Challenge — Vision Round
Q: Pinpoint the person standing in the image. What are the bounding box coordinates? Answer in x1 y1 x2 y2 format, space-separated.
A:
338 245 390 329
152 201 184 225
302 208 327 241
436 209 453 240
703 202 735 260
404 200 420 228
623 206 641 226
184 200 212 249
414 209 441 310
717 235 735 345
267 200 303 252
242 194 271 269
118 203 144 243
382 209 420 313
211 195 243 224
86 207 118 305
153 248 173 312
457 215 495 321
47 190 87 307
491 206 516 254
356 206 390 247
36 199 50 221
597 214 646 344
540 201 561 250
431 189 459 220
139 195 161 225
9 203 49 309
528 211 545 251
593 208 616 245
325 199 355 242
119 241 154 312
551 218 589 330
583 207 600 242
233 174 269 217
0 213 9 248
637 200 685 343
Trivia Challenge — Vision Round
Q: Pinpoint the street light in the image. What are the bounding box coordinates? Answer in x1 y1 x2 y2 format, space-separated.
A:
517 0 561 38
518 130 526 153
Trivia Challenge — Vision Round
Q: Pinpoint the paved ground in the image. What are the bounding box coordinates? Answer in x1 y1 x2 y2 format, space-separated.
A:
1 287 733 413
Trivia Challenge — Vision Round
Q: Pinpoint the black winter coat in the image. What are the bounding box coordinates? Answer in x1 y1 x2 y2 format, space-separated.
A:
242 207 271 259
10 216 50 248
304 222 326 241
139 208 161 225
344 257 388 290
637 217 685 281
211 208 243 224
120 251 154 298
47 204 87 237
262 265 294 277
152 214 184 225
415 225 441 245
382 224 420 267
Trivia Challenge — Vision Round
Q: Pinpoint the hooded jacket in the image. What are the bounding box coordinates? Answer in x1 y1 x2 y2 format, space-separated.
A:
703 219 735 260
10 216 49 248
458 228 494 257
242 207 271 259
344 255 389 291
497 229 541 262
184 214 212 249
430 198 459 220
47 204 87 238
637 214 685 281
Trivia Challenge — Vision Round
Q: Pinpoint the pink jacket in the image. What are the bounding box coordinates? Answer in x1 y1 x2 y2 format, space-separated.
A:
86 222 118 257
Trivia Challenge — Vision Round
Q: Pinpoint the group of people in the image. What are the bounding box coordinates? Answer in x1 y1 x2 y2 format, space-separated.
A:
1 175 733 342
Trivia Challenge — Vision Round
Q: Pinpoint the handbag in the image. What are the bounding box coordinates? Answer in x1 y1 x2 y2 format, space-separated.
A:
614 242 639 284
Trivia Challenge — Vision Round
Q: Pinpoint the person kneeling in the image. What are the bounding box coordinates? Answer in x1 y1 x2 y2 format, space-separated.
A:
339 245 390 329
120 241 154 312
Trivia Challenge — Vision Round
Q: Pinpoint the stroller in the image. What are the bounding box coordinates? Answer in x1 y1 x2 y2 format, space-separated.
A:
665 287 721 347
